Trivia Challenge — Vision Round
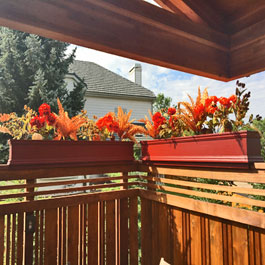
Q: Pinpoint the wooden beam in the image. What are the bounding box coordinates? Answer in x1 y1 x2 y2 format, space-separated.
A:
154 0 226 33
228 1 265 34
230 19 265 79
0 0 229 80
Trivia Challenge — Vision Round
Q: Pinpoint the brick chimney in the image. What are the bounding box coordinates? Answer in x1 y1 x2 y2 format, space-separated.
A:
129 63 142 86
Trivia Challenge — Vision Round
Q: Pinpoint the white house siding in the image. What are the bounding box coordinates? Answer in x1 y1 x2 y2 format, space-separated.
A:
84 96 152 120
65 76 76 92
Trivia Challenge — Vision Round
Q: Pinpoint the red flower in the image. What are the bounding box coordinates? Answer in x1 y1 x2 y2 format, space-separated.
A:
152 112 166 129
228 94 237 103
219 97 231 108
194 103 205 119
207 106 217 114
108 121 119 133
46 113 56 126
30 116 45 129
205 96 218 114
39 103 51 116
167 107 176 115
96 114 120 133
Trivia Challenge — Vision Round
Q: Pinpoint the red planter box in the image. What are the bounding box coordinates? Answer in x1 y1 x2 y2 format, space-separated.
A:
8 140 134 167
141 131 263 168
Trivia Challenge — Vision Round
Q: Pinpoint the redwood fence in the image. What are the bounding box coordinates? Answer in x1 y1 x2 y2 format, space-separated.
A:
0 162 264 265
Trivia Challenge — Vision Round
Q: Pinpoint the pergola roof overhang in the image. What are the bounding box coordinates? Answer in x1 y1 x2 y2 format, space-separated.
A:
0 0 264 81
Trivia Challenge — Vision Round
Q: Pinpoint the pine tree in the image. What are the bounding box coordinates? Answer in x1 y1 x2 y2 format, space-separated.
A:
0 27 86 115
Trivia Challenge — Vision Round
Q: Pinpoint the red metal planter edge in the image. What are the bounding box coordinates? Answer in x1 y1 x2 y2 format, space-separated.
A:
8 140 134 167
141 130 264 168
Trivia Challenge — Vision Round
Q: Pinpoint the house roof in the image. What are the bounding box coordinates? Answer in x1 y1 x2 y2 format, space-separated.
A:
68 60 156 100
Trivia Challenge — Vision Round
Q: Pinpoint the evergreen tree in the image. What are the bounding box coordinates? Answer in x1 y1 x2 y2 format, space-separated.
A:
0 27 86 115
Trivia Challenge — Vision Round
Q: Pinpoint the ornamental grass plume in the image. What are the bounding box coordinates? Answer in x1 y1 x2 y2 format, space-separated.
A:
179 87 210 134
96 106 147 142
54 98 87 141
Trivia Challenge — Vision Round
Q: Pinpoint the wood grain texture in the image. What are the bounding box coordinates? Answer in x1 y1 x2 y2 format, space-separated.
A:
129 196 138 265
139 190 265 229
209 219 223 265
87 202 99 265
0 181 140 201
139 164 265 184
0 0 229 81
120 198 129 265
106 200 116 265
143 175 265 196
190 214 202 265
16 213 24 265
141 198 152 265
67 206 79 265
44 208 58 265
144 182 265 208
0 189 138 215
232 225 249 265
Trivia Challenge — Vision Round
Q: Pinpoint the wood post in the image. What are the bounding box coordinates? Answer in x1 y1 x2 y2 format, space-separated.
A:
25 179 35 265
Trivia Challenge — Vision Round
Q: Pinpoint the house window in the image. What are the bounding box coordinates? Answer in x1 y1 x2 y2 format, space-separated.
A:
114 107 127 114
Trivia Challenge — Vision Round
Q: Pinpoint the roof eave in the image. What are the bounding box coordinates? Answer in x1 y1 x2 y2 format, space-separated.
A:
85 91 156 102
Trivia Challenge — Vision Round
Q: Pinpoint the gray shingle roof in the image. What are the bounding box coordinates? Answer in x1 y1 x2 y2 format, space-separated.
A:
68 60 156 100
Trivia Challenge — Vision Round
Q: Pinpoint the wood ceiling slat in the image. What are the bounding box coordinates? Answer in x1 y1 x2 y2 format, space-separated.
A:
0 0 229 80
154 0 226 33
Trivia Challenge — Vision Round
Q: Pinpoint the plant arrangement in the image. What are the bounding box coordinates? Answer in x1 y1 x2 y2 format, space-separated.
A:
0 99 145 143
141 81 262 139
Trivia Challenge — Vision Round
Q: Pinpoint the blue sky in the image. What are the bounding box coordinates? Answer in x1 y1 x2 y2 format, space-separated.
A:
68 0 265 118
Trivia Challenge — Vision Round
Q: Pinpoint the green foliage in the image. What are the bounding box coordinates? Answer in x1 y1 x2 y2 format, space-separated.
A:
0 27 86 162
0 27 85 115
252 118 265 160
153 93 172 113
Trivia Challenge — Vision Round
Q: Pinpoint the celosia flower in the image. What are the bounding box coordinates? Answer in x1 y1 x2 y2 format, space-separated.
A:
229 94 237 103
152 112 166 129
38 103 51 116
30 116 45 129
205 96 218 114
193 103 205 119
167 108 176 115
219 97 231 108
96 114 120 133
46 113 56 126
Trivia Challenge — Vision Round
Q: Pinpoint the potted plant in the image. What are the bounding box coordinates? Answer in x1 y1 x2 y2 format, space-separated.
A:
0 99 145 167
140 81 264 168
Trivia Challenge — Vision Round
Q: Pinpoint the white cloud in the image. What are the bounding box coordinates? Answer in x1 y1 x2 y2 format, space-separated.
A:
69 45 265 117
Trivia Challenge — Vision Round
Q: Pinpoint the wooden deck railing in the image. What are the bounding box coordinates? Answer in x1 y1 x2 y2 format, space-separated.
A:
138 163 265 265
0 162 140 265
0 162 264 265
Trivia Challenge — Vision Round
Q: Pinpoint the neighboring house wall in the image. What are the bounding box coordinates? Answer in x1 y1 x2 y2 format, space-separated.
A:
84 96 152 120
65 76 76 92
